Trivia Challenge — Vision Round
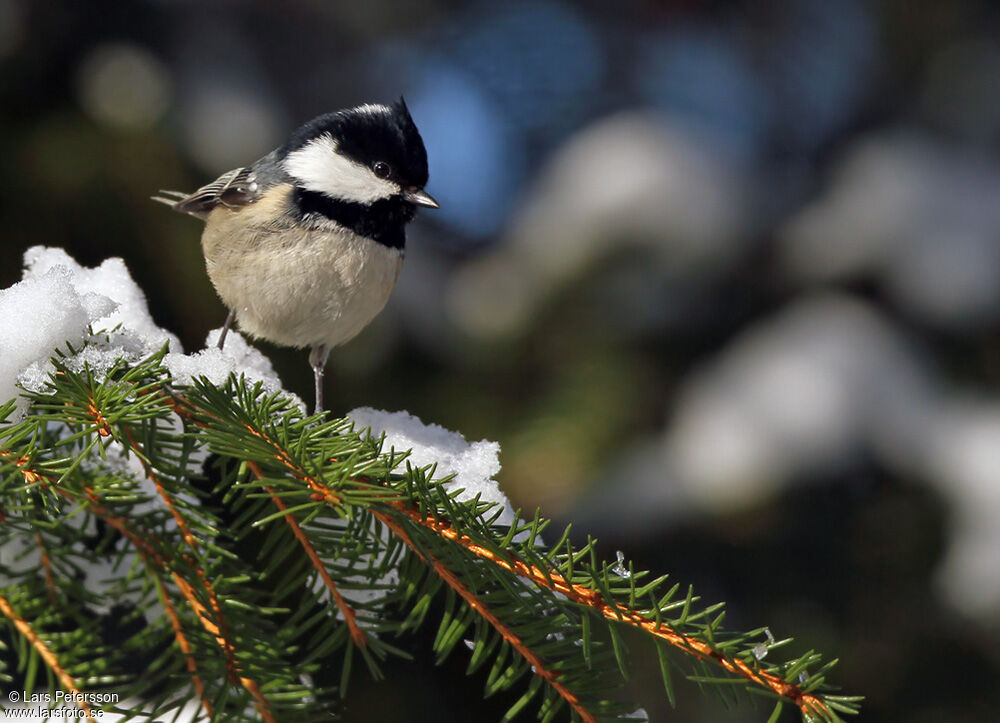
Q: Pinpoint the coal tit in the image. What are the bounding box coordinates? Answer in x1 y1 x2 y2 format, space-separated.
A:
154 99 438 413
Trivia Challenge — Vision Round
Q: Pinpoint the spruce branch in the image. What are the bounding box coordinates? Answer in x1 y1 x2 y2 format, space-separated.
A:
8 446 278 721
0 344 861 722
371 505 601 722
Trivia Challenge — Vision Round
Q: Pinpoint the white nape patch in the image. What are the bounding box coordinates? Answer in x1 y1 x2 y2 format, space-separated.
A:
284 133 398 204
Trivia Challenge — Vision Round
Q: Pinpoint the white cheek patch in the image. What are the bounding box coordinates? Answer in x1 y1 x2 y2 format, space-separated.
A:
283 134 398 204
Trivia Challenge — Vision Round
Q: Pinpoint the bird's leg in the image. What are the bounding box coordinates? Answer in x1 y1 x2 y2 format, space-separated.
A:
308 344 331 415
217 308 236 350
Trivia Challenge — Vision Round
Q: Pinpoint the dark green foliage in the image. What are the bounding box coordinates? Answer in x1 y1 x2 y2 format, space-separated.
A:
0 346 860 721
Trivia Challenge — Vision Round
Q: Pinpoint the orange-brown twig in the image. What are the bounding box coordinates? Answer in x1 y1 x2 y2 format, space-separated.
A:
0 595 96 723
86 492 276 723
157 579 213 717
246 461 366 648
35 534 57 603
373 509 597 723
85 397 111 437
383 500 828 716
241 423 347 506
0 449 46 486
119 426 242 685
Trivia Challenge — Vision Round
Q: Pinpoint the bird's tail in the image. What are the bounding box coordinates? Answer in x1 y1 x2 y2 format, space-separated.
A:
150 189 190 209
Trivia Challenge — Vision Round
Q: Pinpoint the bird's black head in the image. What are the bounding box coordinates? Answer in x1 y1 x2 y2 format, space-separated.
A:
335 98 429 191
281 99 437 209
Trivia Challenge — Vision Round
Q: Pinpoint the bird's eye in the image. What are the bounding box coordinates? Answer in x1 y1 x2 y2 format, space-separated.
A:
373 161 391 179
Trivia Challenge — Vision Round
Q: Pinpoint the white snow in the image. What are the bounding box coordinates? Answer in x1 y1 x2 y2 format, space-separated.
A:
0 246 297 417
610 550 631 578
22 246 177 350
348 407 513 526
164 327 293 401
0 262 111 415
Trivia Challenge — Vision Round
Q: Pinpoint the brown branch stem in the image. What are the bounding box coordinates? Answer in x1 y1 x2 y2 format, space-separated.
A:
156 578 213 717
373 509 598 723
86 491 276 723
247 461 367 648
35 533 57 603
0 595 96 723
119 425 243 688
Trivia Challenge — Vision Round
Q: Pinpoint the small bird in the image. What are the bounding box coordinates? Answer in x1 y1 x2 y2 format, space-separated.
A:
154 99 438 413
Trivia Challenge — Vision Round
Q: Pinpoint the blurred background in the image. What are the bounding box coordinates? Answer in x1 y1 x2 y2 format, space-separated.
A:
2 0 1000 720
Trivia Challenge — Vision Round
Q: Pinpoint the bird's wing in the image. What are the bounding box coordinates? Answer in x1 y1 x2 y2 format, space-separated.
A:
152 167 263 220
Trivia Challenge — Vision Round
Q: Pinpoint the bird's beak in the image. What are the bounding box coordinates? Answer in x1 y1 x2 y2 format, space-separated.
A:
403 187 440 208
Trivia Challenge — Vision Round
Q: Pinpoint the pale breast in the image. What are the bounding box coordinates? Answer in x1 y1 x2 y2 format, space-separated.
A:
201 184 404 349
